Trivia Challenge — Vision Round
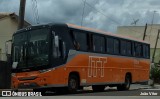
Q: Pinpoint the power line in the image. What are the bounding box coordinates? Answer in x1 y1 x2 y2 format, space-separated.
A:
81 0 86 26
81 0 142 34
34 0 40 24
31 0 40 24
82 0 120 25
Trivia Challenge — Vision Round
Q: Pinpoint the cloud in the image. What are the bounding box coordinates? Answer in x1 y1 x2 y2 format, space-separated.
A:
0 0 160 33
0 0 19 13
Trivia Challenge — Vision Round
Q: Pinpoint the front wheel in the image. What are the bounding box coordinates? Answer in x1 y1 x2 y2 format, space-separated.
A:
117 75 131 91
68 75 79 93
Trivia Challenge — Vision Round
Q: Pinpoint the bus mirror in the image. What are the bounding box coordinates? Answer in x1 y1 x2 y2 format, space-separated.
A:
5 40 12 55
55 36 59 47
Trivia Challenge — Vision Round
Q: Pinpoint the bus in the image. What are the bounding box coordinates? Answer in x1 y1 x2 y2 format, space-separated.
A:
11 23 150 93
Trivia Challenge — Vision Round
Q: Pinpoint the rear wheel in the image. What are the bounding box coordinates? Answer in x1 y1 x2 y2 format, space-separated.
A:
92 85 105 92
68 75 79 93
117 75 131 91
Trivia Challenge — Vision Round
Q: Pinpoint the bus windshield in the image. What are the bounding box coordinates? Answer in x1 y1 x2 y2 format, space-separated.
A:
12 28 49 71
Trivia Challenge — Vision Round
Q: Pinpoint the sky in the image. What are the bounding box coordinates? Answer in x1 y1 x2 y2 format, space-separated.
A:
0 0 160 33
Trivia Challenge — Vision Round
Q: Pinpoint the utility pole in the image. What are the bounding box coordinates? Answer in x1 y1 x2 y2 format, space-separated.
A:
18 0 26 30
143 23 147 40
152 29 160 63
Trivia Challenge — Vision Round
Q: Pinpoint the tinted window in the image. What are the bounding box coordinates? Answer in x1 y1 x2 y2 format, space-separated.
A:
93 35 105 52
121 40 127 55
106 37 114 54
143 45 146 58
135 43 142 57
28 29 49 67
146 45 150 58
13 33 27 66
132 42 136 56
143 45 150 58
114 39 120 54
126 41 132 56
12 29 49 69
73 31 88 51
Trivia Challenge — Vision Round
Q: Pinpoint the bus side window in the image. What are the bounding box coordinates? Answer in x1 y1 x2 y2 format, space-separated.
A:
139 44 143 57
70 31 79 50
132 42 136 57
146 45 150 58
126 41 132 56
106 37 114 54
120 40 127 55
93 35 105 53
114 39 120 54
73 31 88 51
143 45 146 58
135 43 142 57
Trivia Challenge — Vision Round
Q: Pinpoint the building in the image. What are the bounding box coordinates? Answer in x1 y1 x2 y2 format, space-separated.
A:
117 24 160 63
0 12 30 61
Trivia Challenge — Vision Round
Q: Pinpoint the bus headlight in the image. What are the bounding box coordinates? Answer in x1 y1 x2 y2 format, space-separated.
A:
39 69 51 73
12 73 16 77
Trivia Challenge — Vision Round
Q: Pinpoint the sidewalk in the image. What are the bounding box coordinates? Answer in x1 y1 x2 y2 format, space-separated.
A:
147 79 160 89
84 84 160 91
152 84 160 89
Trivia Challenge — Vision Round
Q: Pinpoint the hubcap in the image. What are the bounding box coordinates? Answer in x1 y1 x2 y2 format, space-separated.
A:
70 79 76 89
125 78 130 88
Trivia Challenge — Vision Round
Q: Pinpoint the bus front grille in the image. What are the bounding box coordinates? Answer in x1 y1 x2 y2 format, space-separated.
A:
18 83 39 88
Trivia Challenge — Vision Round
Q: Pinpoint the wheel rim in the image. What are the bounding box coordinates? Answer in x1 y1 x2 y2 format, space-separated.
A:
70 79 77 89
125 77 130 88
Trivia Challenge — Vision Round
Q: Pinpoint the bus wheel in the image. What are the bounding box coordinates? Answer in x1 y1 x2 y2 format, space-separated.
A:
68 75 79 93
92 85 105 92
117 75 131 91
33 89 46 96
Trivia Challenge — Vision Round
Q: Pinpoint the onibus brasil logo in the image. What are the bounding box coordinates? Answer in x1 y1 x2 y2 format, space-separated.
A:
2 91 42 96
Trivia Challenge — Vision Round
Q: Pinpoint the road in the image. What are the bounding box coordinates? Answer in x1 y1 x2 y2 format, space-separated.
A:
1 84 160 99
42 84 159 96
1 96 160 99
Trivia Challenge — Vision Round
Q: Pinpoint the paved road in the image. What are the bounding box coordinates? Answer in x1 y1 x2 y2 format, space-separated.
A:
1 84 160 98
1 96 160 99
42 84 159 96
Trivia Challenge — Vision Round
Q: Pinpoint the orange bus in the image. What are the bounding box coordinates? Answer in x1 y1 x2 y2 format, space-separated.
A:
11 23 150 93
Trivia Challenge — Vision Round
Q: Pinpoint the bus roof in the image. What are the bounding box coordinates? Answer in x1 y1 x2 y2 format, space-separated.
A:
67 23 149 44
14 23 149 44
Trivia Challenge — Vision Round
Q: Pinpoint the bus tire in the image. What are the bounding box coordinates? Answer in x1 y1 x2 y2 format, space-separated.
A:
33 88 46 96
92 85 105 92
68 75 79 93
117 75 131 91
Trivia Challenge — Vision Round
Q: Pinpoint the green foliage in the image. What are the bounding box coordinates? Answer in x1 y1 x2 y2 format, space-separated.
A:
150 64 160 83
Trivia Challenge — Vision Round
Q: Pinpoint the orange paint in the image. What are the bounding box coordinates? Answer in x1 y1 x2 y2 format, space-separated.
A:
12 54 150 89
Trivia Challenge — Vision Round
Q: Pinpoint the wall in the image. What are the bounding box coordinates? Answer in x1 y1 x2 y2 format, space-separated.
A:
150 48 160 63
117 25 160 48
117 25 160 63
0 17 17 61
